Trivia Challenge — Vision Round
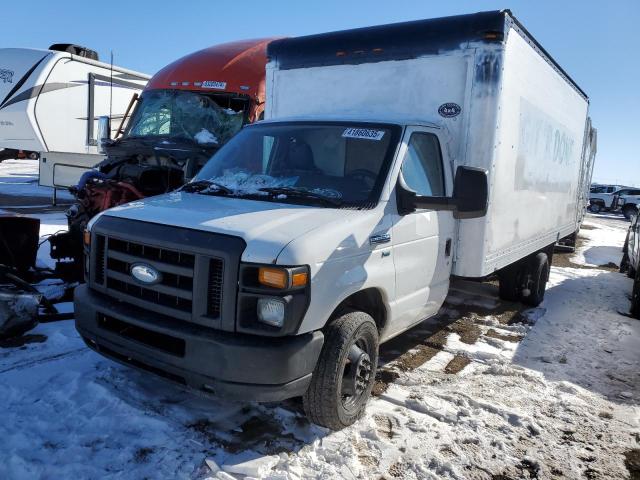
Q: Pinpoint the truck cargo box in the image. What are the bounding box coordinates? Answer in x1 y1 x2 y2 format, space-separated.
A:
266 10 596 277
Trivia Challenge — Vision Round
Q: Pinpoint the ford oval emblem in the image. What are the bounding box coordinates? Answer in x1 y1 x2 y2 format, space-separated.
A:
438 103 461 118
130 263 161 285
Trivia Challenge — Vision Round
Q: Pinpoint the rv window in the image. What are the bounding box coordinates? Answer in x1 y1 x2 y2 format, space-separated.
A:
401 133 445 197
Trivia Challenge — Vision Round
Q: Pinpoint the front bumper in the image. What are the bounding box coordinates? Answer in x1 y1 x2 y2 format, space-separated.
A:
74 285 324 402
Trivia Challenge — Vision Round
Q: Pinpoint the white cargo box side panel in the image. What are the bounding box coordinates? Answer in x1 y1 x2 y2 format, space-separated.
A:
0 49 53 152
267 53 472 163
454 28 589 277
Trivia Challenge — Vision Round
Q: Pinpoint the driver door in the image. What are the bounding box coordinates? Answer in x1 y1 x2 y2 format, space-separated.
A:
390 126 456 334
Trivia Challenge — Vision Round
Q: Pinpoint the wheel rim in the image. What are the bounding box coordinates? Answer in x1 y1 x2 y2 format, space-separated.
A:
340 339 374 412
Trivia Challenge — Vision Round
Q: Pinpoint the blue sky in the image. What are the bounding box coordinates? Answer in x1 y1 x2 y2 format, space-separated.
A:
5 0 639 185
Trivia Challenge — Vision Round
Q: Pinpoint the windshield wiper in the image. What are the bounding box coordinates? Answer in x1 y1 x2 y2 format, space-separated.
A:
179 180 233 195
259 187 343 207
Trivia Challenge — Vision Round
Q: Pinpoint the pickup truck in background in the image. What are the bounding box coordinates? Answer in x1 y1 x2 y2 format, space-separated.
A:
614 188 640 219
74 10 597 429
589 184 627 213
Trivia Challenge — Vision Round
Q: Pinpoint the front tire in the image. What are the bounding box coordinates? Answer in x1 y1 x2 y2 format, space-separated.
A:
631 270 640 319
623 205 638 221
303 311 379 430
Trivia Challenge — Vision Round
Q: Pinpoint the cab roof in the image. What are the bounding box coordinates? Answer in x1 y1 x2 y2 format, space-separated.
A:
146 38 279 102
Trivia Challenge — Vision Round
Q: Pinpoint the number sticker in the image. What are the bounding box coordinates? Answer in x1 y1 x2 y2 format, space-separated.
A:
342 128 385 141
202 81 227 90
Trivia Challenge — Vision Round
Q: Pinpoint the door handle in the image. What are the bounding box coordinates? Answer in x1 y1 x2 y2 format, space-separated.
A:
445 238 452 257
369 233 391 245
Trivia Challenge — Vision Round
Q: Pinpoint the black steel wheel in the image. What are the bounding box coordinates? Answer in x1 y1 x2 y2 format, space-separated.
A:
303 311 379 430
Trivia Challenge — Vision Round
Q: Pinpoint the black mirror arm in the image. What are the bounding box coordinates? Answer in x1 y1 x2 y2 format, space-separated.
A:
396 173 456 215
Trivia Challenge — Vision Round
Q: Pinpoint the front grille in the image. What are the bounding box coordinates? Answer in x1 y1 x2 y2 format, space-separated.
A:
96 235 223 322
207 258 224 317
97 313 186 356
89 217 245 332
94 234 106 284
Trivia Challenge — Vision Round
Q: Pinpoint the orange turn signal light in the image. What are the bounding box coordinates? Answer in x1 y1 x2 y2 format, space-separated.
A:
258 267 288 289
83 230 91 247
292 272 308 287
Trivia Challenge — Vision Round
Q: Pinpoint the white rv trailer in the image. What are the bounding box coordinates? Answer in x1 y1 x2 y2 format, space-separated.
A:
0 44 149 201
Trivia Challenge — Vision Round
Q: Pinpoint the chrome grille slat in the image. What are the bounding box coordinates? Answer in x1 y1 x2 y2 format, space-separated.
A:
106 270 193 300
107 250 193 277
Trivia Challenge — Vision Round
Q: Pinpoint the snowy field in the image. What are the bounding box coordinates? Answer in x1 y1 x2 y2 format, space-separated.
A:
1 210 639 479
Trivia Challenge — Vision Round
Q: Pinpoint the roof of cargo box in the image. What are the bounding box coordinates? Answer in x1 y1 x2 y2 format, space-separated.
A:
268 10 588 100
146 38 278 102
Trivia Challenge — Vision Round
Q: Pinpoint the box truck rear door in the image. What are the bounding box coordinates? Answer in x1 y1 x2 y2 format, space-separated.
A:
390 126 455 334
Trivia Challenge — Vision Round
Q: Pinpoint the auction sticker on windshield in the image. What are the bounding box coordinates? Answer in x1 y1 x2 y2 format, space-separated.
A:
342 128 385 141
202 81 227 90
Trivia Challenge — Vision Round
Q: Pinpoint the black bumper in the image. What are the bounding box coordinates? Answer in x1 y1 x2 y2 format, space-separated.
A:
74 285 324 402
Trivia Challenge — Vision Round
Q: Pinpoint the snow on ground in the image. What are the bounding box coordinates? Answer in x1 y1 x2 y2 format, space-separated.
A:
0 159 72 201
0 214 639 479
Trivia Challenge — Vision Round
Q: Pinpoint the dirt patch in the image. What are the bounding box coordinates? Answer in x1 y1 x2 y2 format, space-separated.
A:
444 355 471 374
449 318 482 344
0 334 47 348
625 449 640 480
485 329 524 343
354 440 379 467
387 461 406 478
580 224 596 230
372 369 400 397
374 414 395 439
395 345 440 372
598 262 619 271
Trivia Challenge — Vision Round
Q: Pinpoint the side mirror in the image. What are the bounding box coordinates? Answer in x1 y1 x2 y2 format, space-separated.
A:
396 166 488 219
96 115 111 153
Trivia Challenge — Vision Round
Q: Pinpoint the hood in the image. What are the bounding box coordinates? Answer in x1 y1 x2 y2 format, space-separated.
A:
98 191 360 263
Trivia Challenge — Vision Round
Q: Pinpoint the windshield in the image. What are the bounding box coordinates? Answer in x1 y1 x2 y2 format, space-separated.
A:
124 90 245 145
194 122 400 207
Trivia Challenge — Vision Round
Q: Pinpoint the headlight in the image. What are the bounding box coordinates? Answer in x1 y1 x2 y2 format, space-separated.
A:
257 297 286 327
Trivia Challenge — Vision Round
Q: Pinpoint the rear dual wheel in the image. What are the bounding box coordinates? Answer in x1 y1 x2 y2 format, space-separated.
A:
303 311 379 430
498 252 550 307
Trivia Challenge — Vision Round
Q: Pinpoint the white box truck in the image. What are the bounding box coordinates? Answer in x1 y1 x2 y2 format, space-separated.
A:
75 11 596 429
0 44 149 200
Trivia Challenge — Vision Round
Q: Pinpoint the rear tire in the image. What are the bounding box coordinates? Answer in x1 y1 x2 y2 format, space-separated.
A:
522 252 550 307
498 265 522 302
303 311 379 430
589 203 602 214
631 270 640 319
623 205 638 221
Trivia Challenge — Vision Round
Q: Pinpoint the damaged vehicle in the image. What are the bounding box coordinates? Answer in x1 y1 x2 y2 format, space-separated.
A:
0 213 74 339
50 39 276 281
75 11 596 429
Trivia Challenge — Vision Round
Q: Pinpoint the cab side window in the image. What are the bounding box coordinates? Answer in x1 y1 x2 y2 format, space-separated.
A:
401 132 445 197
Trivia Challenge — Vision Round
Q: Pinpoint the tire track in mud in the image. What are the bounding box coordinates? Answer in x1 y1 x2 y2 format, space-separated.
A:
372 286 530 397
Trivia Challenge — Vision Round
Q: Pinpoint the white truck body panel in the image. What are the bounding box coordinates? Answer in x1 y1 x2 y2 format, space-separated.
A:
267 25 591 278
0 48 149 187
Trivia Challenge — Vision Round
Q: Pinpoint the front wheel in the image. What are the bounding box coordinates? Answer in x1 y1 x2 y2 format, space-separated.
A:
303 311 379 430
623 205 638 221
589 203 602 214
631 270 640 319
